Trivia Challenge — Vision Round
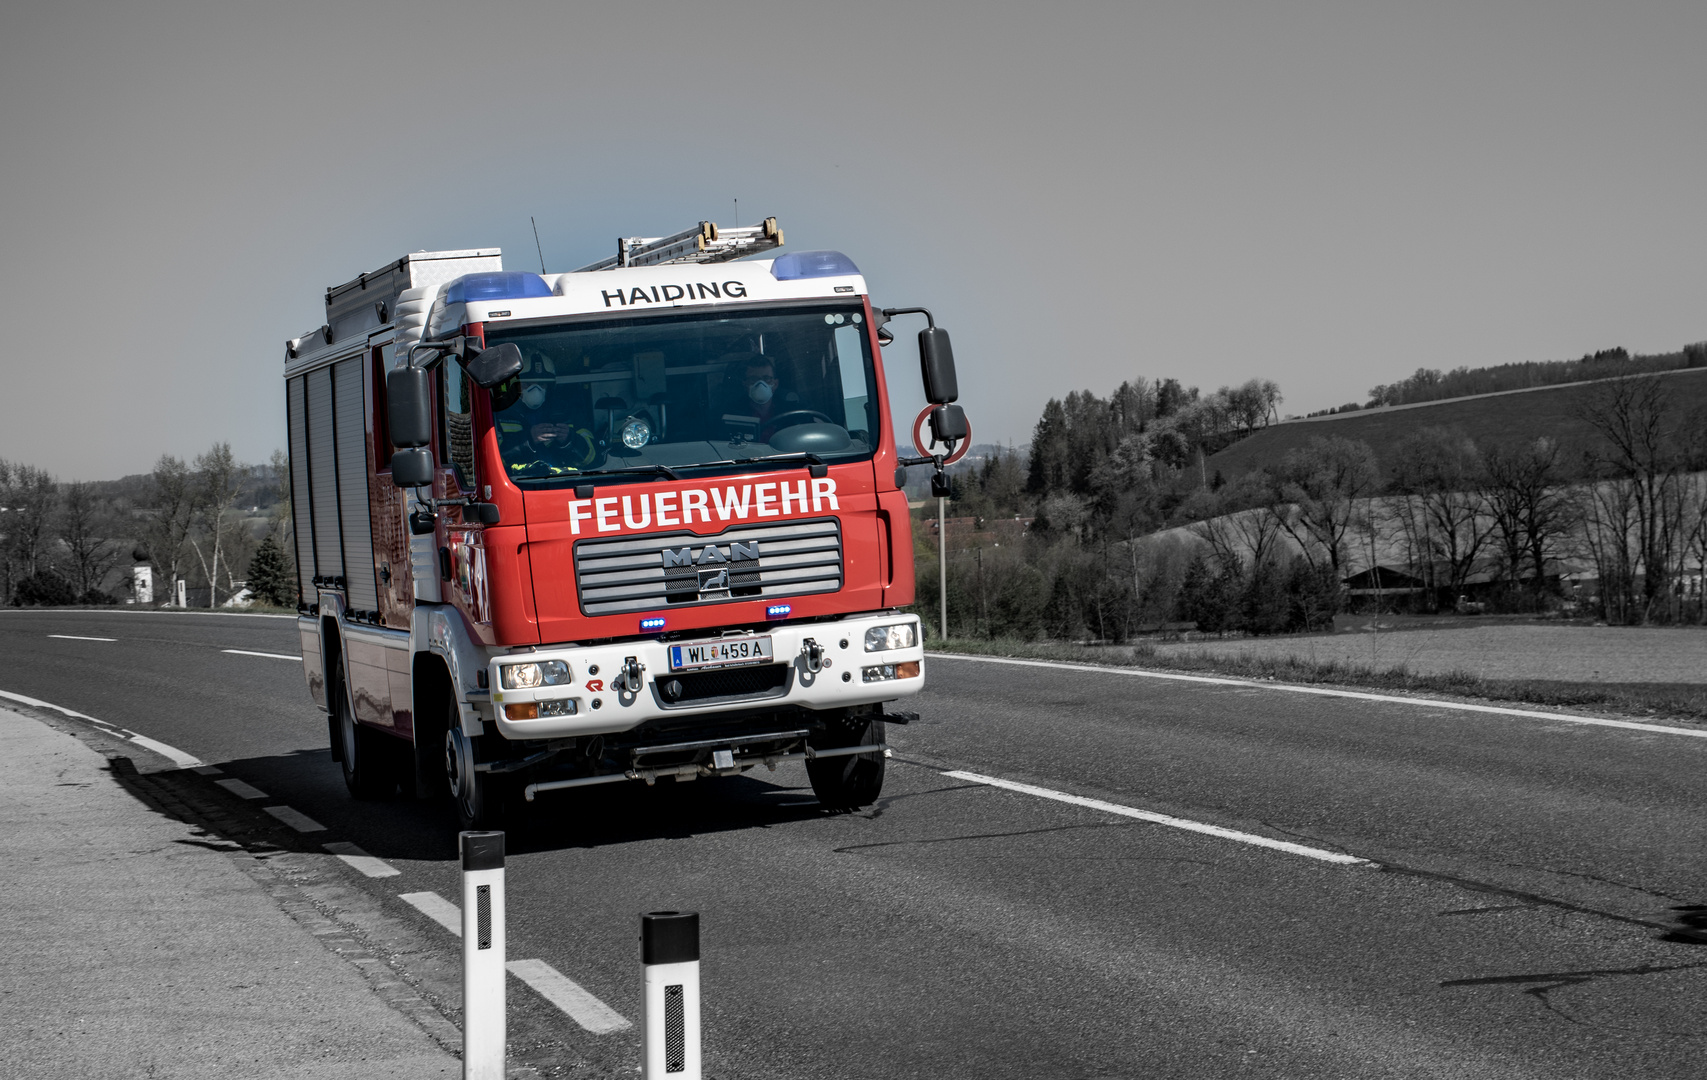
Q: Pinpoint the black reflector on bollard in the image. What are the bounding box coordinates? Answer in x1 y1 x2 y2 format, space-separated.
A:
642 911 700 965
461 830 504 872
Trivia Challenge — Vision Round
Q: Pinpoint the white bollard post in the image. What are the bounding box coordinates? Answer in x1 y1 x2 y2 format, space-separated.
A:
461 831 506 1080
641 911 701 1079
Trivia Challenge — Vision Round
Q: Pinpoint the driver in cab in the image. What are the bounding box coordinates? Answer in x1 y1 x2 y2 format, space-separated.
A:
499 366 598 477
727 354 800 442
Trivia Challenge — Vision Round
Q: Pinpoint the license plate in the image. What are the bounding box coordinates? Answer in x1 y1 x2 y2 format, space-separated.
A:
669 635 774 672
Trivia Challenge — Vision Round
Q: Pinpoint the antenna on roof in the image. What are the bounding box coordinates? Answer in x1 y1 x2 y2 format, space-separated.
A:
531 217 546 273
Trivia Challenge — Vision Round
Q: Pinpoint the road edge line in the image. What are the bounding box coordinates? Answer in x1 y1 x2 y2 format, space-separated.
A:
927 652 1707 739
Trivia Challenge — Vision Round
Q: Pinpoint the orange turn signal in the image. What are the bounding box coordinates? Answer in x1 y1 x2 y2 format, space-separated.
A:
896 661 921 679
504 702 539 720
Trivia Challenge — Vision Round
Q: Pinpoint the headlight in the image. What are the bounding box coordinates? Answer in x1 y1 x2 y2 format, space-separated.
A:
620 416 652 449
500 660 572 689
864 623 918 652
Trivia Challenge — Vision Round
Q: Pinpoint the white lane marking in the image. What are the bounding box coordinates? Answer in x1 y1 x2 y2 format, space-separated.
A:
942 769 1375 867
192 764 224 776
400 891 463 936
48 634 117 642
263 805 327 833
929 652 1707 740
222 649 303 661
507 959 632 1034
0 690 206 767
122 731 204 769
323 841 401 878
215 778 268 800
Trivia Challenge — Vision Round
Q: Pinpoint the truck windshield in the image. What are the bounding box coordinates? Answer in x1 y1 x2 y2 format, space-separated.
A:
485 302 879 486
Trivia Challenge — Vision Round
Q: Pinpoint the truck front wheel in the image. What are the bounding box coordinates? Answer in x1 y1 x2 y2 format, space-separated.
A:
444 712 506 829
806 712 886 810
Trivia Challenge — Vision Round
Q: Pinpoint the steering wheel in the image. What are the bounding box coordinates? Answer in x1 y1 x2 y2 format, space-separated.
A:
767 409 835 430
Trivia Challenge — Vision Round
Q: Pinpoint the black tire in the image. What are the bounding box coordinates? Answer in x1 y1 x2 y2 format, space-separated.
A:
444 702 507 829
335 667 395 800
806 713 886 810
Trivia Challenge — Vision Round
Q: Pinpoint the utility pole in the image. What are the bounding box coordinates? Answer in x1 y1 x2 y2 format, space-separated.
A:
939 493 948 641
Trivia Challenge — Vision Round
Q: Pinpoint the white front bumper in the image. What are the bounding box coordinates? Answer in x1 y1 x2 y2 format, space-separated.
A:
486 613 923 740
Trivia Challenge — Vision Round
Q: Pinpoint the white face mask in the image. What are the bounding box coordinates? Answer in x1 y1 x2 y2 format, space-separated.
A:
748 380 773 405
521 384 547 410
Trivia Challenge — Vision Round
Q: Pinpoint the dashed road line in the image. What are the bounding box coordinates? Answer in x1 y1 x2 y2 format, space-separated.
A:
263 805 327 833
324 841 401 878
398 891 631 1033
215 778 268 800
222 649 303 661
929 652 1707 740
400 891 464 935
192 764 224 776
942 769 1375 867
507 959 632 1033
48 634 116 642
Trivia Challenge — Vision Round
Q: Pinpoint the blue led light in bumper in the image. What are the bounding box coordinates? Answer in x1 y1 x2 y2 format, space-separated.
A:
640 617 666 632
445 272 553 304
770 250 860 280
766 604 792 619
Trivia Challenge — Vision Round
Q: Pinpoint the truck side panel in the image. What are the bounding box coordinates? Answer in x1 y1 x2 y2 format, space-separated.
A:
306 366 345 583
333 357 379 615
286 377 316 603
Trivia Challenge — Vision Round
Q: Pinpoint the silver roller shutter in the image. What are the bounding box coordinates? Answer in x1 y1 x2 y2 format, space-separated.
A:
286 376 316 601
333 357 378 612
305 365 344 582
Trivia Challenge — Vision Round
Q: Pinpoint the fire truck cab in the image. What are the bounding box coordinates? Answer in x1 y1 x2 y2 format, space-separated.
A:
282 222 967 827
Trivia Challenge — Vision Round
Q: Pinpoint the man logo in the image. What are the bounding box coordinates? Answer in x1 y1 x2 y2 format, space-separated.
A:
661 541 760 568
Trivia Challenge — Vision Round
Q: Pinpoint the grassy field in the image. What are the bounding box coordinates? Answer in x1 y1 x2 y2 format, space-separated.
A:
1206 366 1707 480
930 627 1707 724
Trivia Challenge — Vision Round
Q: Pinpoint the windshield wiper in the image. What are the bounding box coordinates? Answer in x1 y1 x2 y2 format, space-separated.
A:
696 452 830 477
587 463 681 482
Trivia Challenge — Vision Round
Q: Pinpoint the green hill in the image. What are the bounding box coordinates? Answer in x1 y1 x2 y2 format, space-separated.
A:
1205 366 1707 482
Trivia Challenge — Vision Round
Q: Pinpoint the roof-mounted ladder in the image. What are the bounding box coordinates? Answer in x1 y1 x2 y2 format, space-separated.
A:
572 218 783 272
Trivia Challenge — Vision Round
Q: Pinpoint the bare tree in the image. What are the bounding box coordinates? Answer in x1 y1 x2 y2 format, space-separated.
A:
0 461 60 600
187 443 246 608
1480 436 1576 601
1575 376 1690 622
142 454 200 605
58 481 123 599
1386 428 1493 604
1269 436 1379 579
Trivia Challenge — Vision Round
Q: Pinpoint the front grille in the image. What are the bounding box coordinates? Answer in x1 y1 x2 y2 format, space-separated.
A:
575 518 842 616
655 663 791 707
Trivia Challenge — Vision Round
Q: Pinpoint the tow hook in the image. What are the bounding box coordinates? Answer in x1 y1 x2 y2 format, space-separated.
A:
802 637 825 674
617 655 644 693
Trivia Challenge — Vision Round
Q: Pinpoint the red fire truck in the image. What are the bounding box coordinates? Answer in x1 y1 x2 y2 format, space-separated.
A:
283 221 967 826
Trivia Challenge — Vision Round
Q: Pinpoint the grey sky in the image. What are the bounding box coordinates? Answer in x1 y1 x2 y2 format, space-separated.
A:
3 1 1702 479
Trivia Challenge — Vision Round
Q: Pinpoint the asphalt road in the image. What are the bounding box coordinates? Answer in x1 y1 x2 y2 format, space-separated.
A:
4 608 1705 1079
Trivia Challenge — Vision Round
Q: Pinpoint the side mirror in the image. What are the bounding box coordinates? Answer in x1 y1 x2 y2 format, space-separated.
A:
919 326 958 404
390 447 434 488
464 342 524 389
929 403 969 445
387 366 433 448
470 502 501 526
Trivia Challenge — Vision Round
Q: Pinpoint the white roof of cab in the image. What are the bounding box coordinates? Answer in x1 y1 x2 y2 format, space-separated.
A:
453 259 867 329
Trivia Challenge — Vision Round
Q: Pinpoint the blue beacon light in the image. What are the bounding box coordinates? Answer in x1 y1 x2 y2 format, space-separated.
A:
445 272 553 304
640 617 666 632
770 251 860 280
766 604 792 619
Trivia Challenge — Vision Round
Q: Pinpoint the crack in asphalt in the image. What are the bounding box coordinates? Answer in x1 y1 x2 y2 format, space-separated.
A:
832 819 1218 859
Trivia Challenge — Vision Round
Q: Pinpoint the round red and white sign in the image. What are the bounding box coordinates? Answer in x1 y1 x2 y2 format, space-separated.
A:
911 405 972 466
